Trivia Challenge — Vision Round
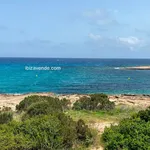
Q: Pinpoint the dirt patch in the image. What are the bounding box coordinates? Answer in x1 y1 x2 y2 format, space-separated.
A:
89 122 118 134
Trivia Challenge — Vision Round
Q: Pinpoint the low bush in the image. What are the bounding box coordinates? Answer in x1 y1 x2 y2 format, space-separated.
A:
102 107 150 150
0 112 13 124
16 95 63 112
76 119 93 147
61 98 71 111
0 121 33 150
16 95 45 111
137 106 150 122
23 101 62 120
0 113 93 150
1 106 12 111
15 114 77 149
0 95 94 149
73 94 115 111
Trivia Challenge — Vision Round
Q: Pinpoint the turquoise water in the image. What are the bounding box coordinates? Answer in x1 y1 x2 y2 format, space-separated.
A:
0 58 150 94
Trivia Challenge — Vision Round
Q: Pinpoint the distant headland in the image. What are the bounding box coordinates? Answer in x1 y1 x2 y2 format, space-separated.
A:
121 66 150 70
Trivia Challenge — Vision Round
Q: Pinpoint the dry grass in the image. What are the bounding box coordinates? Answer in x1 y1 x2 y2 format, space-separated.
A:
67 104 141 124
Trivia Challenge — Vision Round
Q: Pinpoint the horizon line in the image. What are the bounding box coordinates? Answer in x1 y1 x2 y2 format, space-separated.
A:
0 57 150 59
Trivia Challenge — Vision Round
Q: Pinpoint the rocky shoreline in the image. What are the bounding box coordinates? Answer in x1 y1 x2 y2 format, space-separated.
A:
0 92 150 111
121 66 150 70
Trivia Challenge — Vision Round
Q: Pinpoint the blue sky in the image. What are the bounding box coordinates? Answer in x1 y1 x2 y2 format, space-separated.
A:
0 0 150 58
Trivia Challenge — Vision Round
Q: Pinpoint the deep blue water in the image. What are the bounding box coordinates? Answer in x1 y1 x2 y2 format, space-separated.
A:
0 58 150 94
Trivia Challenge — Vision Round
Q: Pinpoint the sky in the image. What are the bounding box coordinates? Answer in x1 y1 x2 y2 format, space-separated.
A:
0 0 150 58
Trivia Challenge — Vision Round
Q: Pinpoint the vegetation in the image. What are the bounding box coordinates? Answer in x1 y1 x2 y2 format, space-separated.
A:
76 119 93 147
68 105 140 123
0 95 93 150
22 101 62 120
1 106 12 111
0 115 74 150
16 95 45 111
73 94 115 111
61 98 71 111
16 95 70 113
1 93 148 149
102 107 150 150
0 111 13 124
137 107 150 122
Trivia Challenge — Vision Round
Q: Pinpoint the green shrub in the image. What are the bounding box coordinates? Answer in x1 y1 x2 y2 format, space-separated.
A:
16 95 46 111
27 101 51 116
0 113 93 150
76 119 93 147
0 125 33 150
1 106 12 111
137 107 150 122
23 101 63 120
61 98 71 111
15 114 77 149
0 95 94 149
102 107 150 150
73 94 115 111
0 112 13 124
16 95 63 112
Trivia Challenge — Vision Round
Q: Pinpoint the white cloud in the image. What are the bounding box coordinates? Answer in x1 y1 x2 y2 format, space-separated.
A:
88 33 146 50
88 33 102 40
118 36 142 45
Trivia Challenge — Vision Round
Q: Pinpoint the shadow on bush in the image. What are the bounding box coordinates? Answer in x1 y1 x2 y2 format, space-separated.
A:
73 94 115 111
136 106 150 122
0 112 13 124
22 101 63 120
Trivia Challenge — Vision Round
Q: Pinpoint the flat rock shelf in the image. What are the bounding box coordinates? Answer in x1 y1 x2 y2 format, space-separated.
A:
121 66 150 70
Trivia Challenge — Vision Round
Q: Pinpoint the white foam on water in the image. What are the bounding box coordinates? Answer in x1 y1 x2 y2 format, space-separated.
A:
13 93 22 96
114 67 120 70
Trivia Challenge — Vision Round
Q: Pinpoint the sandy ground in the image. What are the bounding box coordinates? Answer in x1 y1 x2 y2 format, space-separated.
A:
1 92 150 111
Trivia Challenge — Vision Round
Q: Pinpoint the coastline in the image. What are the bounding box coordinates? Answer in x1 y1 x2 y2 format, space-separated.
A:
1 92 150 111
121 66 150 70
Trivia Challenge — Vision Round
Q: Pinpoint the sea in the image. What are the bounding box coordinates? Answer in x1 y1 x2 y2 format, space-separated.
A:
0 58 150 95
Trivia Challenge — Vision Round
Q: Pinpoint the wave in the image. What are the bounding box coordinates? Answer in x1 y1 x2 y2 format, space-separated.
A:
0 93 23 96
114 67 120 70
12 93 22 96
